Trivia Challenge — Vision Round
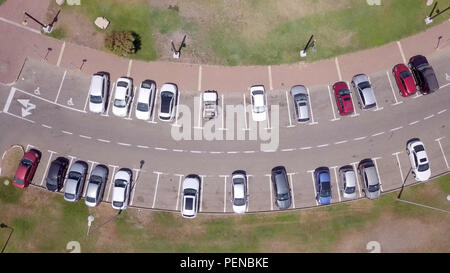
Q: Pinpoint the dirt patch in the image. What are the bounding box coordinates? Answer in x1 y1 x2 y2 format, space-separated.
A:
0 145 24 178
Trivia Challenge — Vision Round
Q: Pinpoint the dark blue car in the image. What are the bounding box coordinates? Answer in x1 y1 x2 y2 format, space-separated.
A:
314 167 332 205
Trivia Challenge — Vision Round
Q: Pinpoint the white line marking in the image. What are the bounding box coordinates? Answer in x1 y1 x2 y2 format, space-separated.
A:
172 149 183 152
392 152 405 183
152 172 162 208
335 57 342 81
210 151 223 154
40 151 57 186
331 166 341 202
268 66 273 90
300 146 312 150
396 41 407 64
3 87 16 112
175 174 184 211
41 124 52 129
56 70 68 103
424 114 434 120
151 88 159 123
227 151 238 154
102 81 116 117
200 175 205 212
125 86 137 120
137 145 149 149
61 130 73 135
195 94 202 129
353 136 367 141
435 138 449 169
244 151 255 154
222 175 228 212
308 170 319 206
129 168 142 206
281 148 295 152
79 135 91 140
368 76 383 112
3 112 35 123
346 81 360 117
390 126 403 132
220 94 227 130
408 120 420 126
386 71 402 105
413 92 423 99
285 90 293 127
372 132 385 137
154 147 167 151
172 90 181 126
437 109 447 115
97 139 110 143
243 93 249 130
287 173 296 209
82 161 97 197
56 42 65 67
190 150 202 154
0 16 41 34
106 165 118 202
198 65 202 91
117 142 131 147
127 60 133 77
327 85 340 121
334 140 348 145
266 174 273 210
317 144 329 148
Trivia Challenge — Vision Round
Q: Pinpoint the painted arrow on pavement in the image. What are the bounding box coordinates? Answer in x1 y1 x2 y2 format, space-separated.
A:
17 99 36 118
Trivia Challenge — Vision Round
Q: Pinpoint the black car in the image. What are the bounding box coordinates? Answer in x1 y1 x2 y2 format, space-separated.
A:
408 55 439 94
271 166 291 210
46 157 70 192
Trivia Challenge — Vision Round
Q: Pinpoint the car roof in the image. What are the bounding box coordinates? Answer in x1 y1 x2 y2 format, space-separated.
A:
90 75 104 96
344 171 356 187
361 88 376 104
290 85 307 96
65 179 78 194
69 161 87 173
138 86 151 103
233 183 245 199
86 182 99 198
410 55 428 67
253 94 265 106
364 166 379 185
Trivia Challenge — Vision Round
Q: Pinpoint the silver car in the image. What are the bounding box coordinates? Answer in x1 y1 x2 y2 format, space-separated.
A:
290 85 310 123
111 168 132 210
85 164 108 207
358 159 381 200
64 161 88 202
351 74 376 109
338 165 357 199
231 170 248 214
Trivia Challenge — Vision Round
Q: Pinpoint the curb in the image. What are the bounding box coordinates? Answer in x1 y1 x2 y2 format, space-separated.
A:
0 144 24 177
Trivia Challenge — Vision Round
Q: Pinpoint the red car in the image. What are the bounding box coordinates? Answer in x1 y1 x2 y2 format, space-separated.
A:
13 149 41 188
333 81 354 116
393 64 417 97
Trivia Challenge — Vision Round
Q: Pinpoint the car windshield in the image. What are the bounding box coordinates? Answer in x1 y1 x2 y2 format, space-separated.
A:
65 193 75 200
14 177 24 185
115 179 127 188
368 183 380 192
343 97 351 101
86 196 96 203
400 70 411 78
234 198 246 206
20 158 33 167
47 177 57 185
277 193 290 201
298 102 307 107
320 182 331 197
413 145 425 153
117 81 128 88
345 186 356 194
418 163 429 172
338 88 350 96
137 102 149 112
68 171 81 181
114 98 126 107
113 201 123 208
90 95 102 103
184 189 196 196
90 175 102 184
252 90 264 95
255 106 265 113
358 81 371 90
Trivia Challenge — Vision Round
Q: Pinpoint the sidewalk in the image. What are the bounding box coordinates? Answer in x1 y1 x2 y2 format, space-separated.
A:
0 0 449 90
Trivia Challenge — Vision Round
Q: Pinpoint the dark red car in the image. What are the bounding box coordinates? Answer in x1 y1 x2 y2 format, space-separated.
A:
393 64 417 97
333 81 354 116
13 149 41 188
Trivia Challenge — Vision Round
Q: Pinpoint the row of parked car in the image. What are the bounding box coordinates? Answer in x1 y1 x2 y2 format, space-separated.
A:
11 139 431 216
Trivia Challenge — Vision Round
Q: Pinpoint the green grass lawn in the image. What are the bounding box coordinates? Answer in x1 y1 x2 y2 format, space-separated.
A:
0 173 449 252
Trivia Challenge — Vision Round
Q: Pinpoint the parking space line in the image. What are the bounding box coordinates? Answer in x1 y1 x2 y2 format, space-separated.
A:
242 93 249 130
437 109 447 115
287 173 296 209
198 65 202 91
220 175 228 213
335 57 342 81
172 91 181 127
305 87 318 125
386 71 403 105
396 41 407 64
285 91 294 127
372 132 385 137
200 175 205 212
265 102 271 130
408 120 420 126
3 87 16 113
125 86 137 120
424 114 434 120
127 60 133 77
327 85 340 121
129 168 142 206
346 81 360 117
175 174 184 211
268 66 273 90
334 140 348 145
152 171 162 208
56 42 65 67
83 160 97 197
372 157 384 192
40 150 57 186
331 166 341 202
392 152 405 183
350 162 363 198
435 137 449 169
307 170 319 206
219 94 227 130
106 165 119 202
79 134 92 140
54 70 67 103
390 126 403 132
413 92 423 99
265 174 273 210
83 87 91 112
194 95 203 130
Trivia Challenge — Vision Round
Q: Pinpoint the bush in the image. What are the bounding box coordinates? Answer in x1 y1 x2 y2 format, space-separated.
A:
104 31 137 56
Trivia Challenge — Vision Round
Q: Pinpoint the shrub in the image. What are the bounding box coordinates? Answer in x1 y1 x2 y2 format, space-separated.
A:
104 31 137 56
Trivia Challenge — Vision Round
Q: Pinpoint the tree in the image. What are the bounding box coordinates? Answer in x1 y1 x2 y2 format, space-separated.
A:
104 31 136 57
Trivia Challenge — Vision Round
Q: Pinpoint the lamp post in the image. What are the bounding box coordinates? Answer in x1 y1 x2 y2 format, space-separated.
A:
1 223 14 253
425 2 450 24
300 35 316 58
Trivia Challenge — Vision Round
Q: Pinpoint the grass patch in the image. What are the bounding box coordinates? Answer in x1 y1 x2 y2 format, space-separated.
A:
47 27 66 40
0 177 23 204
0 0 5 6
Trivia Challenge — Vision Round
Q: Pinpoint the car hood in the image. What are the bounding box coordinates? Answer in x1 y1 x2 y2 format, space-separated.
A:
366 189 380 200
415 168 431 181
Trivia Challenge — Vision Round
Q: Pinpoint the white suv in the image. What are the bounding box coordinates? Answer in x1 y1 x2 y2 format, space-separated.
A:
181 175 200 218
88 73 109 114
406 138 431 181
250 85 267 122
112 77 133 117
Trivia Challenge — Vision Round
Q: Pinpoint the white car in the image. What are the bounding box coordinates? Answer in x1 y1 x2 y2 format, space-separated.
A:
231 171 248 214
181 175 200 218
158 83 178 121
406 138 431 181
112 77 133 117
250 85 267 122
339 165 357 199
88 73 109 114
111 168 132 210
135 80 156 120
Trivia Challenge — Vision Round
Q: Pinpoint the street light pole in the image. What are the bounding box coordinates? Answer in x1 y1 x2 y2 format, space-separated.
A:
0 223 14 253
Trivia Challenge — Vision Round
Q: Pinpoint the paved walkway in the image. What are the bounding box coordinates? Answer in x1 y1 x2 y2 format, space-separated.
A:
0 0 449 91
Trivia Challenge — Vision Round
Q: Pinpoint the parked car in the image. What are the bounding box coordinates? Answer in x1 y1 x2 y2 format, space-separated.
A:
250 85 267 122
135 80 156 120
202 90 218 120
338 165 357 199
408 55 439 94
64 160 88 202
290 85 310 123
351 74 376 109
112 77 133 117
392 64 417 97
88 73 109 114
159 83 178 121
13 149 41 188
333 81 354 115
181 175 200 218
406 138 431 181
112 168 132 210
314 167 332 205
358 159 381 200
231 170 248 214
45 157 69 192
85 165 108 207
271 166 291 210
